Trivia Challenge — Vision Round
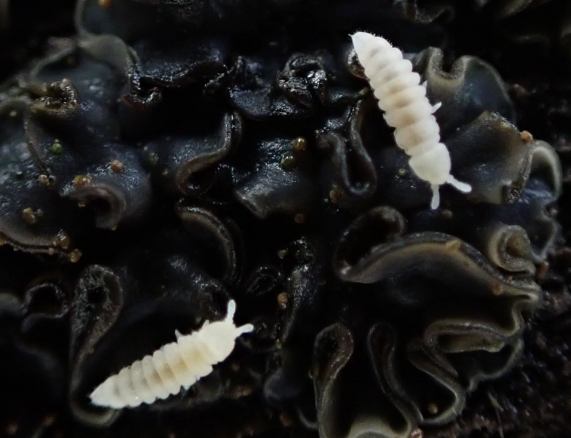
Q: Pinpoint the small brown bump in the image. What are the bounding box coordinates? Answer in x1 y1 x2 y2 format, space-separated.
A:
233 385 254 398
440 209 453 219
280 154 297 170
520 130 534 143
42 415 56 427
22 207 39 225
109 159 124 173
294 213 306 224
279 412 294 427
492 282 504 296
5 422 18 435
277 292 288 310
426 403 439 416
53 230 71 250
536 261 549 281
73 175 92 188
98 0 112 8
329 185 344 204
38 174 52 187
292 137 307 152
69 249 82 263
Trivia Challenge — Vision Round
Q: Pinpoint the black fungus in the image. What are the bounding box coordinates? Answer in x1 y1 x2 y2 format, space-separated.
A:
0 0 567 437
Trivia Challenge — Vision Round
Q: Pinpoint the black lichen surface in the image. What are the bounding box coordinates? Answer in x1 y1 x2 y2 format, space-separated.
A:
0 0 568 437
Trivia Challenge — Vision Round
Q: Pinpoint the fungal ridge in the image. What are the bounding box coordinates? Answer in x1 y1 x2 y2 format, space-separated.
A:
89 299 253 409
350 31 471 209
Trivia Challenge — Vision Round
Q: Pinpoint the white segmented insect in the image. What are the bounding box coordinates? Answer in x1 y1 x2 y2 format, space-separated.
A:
89 299 254 409
351 31 472 209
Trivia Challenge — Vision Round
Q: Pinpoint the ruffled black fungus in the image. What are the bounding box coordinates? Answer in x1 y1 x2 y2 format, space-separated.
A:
0 0 568 437
0 250 69 433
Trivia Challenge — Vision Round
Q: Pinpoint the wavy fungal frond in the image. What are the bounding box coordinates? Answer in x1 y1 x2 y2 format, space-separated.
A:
350 31 471 209
89 299 254 409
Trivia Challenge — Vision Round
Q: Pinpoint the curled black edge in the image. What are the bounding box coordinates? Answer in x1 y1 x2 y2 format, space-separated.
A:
390 0 456 24
482 223 535 274
28 35 133 109
493 0 551 18
0 99 81 258
445 111 532 205
227 61 315 121
69 265 124 427
403 317 525 426
333 205 407 276
332 230 539 428
317 98 379 208
527 139 562 261
277 53 329 109
263 238 324 407
392 0 545 23
140 111 241 198
0 275 69 410
414 50 521 195
79 34 165 110
21 279 70 333
233 137 317 219
175 112 242 196
415 47 515 131
313 322 415 438
25 110 152 231
366 323 416 437
75 34 163 118
24 37 154 231
312 323 355 438
176 203 240 284
333 231 540 300
28 78 81 124
60 147 152 230
407 135 561 267
77 1 228 93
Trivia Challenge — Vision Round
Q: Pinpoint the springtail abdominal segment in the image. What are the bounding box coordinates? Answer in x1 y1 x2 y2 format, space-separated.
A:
90 299 254 409
350 31 472 209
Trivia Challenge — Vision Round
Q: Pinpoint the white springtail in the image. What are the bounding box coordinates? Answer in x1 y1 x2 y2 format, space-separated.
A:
351 31 471 209
89 300 254 409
